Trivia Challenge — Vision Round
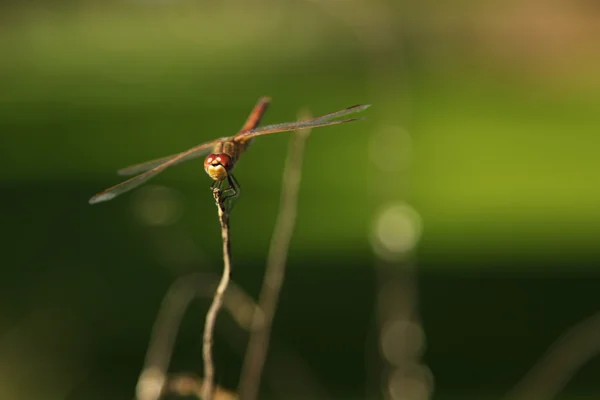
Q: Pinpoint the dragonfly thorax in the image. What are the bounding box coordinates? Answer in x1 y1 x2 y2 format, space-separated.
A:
204 153 234 181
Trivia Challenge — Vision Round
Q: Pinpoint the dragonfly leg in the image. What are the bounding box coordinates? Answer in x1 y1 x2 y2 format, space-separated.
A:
221 173 240 203
231 173 241 191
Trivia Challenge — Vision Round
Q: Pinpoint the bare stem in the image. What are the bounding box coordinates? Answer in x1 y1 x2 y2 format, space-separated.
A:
202 190 233 400
504 311 600 400
238 110 312 400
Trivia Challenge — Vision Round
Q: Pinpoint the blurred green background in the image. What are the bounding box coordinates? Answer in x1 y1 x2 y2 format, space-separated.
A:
1 1 600 399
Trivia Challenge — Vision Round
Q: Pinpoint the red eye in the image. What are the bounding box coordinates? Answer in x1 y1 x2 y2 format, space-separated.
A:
203 154 216 171
215 154 233 169
204 153 233 171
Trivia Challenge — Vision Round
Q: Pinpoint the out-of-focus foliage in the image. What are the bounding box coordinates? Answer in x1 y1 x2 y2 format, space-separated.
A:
1 1 599 399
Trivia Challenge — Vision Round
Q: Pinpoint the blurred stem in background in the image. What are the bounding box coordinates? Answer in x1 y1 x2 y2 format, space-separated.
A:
504 311 600 400
239 110 313 400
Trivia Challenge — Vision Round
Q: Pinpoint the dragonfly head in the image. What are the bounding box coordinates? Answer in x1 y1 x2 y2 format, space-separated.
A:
204 153 233 181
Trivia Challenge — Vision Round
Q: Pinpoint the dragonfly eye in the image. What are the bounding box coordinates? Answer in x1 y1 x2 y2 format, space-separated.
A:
216 154 233 169
204 153 232 169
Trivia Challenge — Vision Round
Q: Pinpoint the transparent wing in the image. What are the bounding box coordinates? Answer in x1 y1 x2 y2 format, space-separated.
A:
236 104 370 140
117 145 217 176
89 139 225 204
309 103 372 121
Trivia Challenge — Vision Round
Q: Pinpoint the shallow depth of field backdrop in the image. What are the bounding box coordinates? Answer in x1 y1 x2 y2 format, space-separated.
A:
1 1 600 400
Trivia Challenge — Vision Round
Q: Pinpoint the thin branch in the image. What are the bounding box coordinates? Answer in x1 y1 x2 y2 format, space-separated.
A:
239 110 313 400
503 311 600 400
202 190 233 400
135 273 257 400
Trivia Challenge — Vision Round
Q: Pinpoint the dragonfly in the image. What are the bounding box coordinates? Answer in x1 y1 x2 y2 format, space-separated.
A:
88 97 371 205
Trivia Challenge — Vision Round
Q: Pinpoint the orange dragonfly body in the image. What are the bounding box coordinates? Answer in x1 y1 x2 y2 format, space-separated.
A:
89 97 370 205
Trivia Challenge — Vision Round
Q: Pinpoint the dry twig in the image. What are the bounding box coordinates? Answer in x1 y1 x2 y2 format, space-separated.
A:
202 190 233 400
239 110 313 400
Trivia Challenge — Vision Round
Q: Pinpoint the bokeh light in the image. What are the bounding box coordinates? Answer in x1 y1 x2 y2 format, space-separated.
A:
370 202 423 261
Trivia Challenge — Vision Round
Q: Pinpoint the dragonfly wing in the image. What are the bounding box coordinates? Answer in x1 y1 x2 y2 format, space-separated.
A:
240 96 271 133
118 154 181 176
309 104 372 121
236 103 370 139
118 147 214 176
89 139 224 204
89 165 174 204
237 117 367 139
